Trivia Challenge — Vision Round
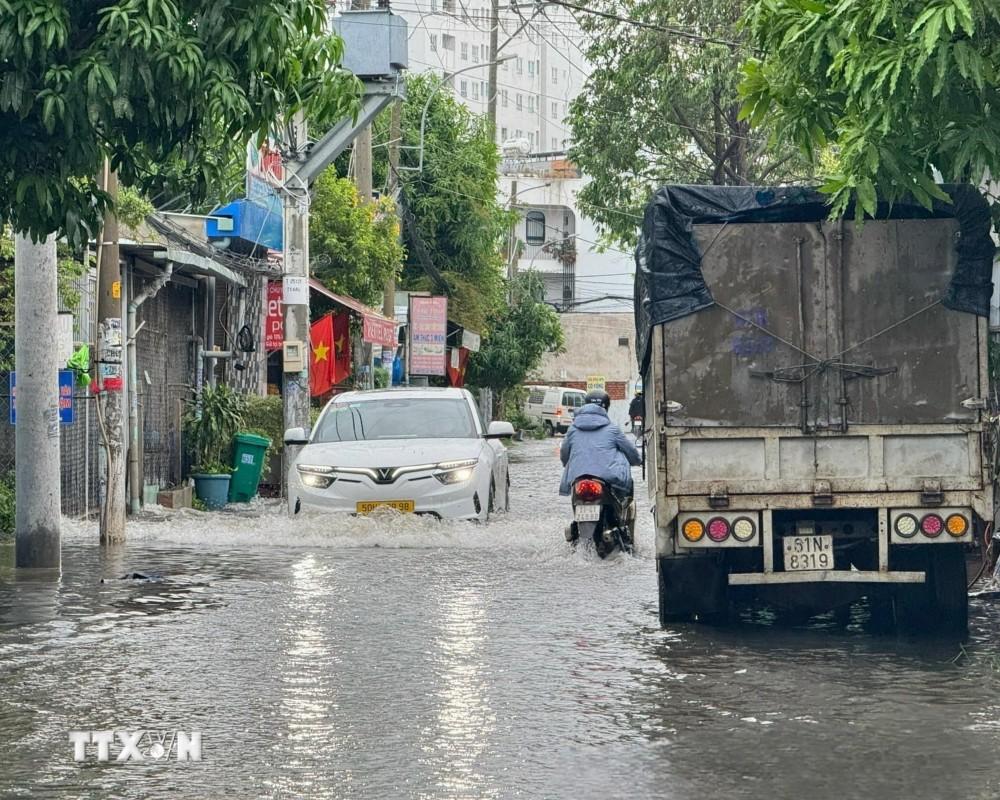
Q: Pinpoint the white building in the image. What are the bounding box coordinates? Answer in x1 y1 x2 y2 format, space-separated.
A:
394 1 635 311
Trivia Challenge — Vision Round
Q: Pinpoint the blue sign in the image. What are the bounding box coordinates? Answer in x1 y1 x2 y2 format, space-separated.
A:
9 371 75 425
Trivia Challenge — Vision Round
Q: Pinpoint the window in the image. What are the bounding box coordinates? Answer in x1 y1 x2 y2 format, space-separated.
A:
460 80 468 97
618 337 630 347
528 60 535 76
528 95 535 112
472 82 479 99
443 0 455 11
431 0 438 9
443 34 455 50
551 66 558 83
472 44 479 62
430 34 438 52
528 388 546 405
480 80 487 97
551 101 558 118
481 44 488 60
503 58 509 71
515 128 522 138
535 129 540 144
525 210 546 245
501 89 508 107
516 93 523 110
536 59 541 75
314 398 478 442
461 42 468 60
516 57 524 74
528 132 535 147
501 126 508 140
551 136 558 150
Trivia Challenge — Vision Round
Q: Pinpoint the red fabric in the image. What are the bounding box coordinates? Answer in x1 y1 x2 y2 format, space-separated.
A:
310 314 335 397
447 347 470 388
332 312 351 386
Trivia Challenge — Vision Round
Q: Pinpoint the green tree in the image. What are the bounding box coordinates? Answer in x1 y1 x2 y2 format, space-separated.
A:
310 171 404 308
371 74 513 332
568 0 808 246
0 0 361 241
740 0 1000 219
466 273 564 408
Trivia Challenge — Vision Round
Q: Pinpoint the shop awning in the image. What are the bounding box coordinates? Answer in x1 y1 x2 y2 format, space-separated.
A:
309 279 398 347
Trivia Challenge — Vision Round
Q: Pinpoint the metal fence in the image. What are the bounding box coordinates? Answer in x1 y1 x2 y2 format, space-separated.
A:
0 324 101 518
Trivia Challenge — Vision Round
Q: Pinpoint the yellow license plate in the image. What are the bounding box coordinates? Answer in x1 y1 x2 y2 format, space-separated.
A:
356 500 416 515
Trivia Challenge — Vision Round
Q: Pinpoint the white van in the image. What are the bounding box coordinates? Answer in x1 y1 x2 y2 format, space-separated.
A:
523 385 588 435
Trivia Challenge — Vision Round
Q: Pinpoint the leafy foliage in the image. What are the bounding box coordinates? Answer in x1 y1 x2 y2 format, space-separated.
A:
372 75 513 332
740 0 1000 219
242 395 284 458
182 384 246 474
0 471 13 538
466 273 564 404
310 172 404 308
568 0 809 246
0 0 361 241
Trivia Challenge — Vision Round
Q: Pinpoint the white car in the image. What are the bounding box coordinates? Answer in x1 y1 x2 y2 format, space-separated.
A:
285 387 514 522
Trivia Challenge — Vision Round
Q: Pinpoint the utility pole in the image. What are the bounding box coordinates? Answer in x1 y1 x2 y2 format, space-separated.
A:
96 167 126 544
488 0 500 141
13 233 61 568
383 98 402 323
282 112 312 488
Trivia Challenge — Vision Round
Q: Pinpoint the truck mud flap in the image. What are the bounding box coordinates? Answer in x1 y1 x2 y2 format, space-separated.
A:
658 556 727 618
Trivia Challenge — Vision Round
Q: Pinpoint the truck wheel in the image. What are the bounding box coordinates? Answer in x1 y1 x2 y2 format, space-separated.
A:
543 421 554 437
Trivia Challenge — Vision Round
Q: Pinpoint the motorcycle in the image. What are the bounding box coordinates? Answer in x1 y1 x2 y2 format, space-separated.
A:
564 476 636 558
630 416 644 449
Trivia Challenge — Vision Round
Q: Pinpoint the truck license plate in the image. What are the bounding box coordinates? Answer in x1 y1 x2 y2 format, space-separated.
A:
574 505 601 522
783 535 833 571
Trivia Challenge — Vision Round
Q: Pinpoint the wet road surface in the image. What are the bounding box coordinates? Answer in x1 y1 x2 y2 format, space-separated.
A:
0 439 998 799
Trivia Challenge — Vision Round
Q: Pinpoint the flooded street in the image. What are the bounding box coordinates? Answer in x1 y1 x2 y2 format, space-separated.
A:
1 438 999 799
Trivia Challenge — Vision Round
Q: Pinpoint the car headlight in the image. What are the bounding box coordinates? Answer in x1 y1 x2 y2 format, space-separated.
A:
433 459 478 485
297 464 336 489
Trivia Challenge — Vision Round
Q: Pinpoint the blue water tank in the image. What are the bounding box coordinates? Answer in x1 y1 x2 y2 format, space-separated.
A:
205 198 283 254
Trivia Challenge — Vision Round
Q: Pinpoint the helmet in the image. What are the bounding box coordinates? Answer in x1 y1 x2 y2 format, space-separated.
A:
635 388 643 396
584 389 611 410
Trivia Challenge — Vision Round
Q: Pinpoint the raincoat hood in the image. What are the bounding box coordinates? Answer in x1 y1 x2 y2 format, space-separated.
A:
572 404 611 431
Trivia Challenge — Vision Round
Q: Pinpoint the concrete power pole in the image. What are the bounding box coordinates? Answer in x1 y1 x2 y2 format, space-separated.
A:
488 0 500 141
96 168 127 543
13 233 61 568
383 99 402 323
282 112 312 485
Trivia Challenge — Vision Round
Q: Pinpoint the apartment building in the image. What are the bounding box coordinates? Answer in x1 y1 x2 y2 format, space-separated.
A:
395 1 635 311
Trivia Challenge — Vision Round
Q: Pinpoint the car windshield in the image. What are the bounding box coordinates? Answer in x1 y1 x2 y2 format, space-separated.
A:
313 398 479 442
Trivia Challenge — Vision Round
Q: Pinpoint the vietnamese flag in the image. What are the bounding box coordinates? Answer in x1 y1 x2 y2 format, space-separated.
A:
447 347 470 388
331 312 352 385
310 314 335 397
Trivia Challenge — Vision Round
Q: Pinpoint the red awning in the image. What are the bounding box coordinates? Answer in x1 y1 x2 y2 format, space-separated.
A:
308 279 398 347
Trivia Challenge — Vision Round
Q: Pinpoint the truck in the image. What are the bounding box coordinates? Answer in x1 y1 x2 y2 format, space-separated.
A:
636 184 996 630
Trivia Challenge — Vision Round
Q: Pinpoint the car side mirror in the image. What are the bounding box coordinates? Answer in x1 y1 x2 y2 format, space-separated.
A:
486 421 515 439
284 426 309 446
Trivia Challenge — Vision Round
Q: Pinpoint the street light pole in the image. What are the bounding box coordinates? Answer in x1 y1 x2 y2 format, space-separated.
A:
415 56 515 173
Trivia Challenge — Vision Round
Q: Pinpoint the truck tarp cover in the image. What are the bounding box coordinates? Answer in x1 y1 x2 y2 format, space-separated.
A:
634 184 995 374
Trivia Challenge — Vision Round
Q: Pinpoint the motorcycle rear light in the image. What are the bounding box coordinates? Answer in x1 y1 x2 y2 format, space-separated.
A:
894 513 918 538
682 519 705 542
574 480 604 502
707 517 730 542
920 513 944 538
731 517 756 542
946 514 969 537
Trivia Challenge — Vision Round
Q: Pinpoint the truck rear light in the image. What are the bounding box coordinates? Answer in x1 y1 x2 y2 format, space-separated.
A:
920 513 944 538
574 479 604 502
945 514 969 537
682 519 705 542
894 513 918 538
707 517 730 542
731 517 756 542
556 406 564 416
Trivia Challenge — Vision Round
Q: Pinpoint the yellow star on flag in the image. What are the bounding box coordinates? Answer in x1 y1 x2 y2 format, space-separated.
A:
314 341 330 362
335 335 346 355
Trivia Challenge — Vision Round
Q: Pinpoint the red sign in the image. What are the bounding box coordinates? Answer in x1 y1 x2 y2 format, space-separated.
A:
265 281 283 351
409 296 448 376
363 314 397 348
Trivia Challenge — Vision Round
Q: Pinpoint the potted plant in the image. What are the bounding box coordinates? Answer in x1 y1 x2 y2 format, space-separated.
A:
183 384 246 510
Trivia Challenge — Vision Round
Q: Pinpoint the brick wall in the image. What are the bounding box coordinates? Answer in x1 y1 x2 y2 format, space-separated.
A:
526 379 626 399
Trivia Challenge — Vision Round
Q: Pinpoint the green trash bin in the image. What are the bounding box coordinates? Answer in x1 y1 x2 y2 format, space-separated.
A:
229 433 272 503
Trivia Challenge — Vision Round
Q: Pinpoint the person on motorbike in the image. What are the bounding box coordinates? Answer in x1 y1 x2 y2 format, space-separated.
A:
559 390 642 498
628 389 644 426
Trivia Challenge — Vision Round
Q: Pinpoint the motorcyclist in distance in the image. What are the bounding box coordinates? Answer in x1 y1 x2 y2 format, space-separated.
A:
559 390 642 498
628 388 644 429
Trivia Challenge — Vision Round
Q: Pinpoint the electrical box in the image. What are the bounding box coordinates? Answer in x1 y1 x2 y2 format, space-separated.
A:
331 10 408 78
283 340 306 372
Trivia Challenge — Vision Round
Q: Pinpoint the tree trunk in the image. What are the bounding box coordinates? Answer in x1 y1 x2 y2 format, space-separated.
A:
13 233 61 568
96 167 126 543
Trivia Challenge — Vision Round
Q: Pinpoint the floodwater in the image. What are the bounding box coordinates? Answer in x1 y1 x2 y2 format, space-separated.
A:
0 439 998 800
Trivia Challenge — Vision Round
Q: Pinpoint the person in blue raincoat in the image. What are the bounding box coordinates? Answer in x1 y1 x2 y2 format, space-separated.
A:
559 390 642 497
